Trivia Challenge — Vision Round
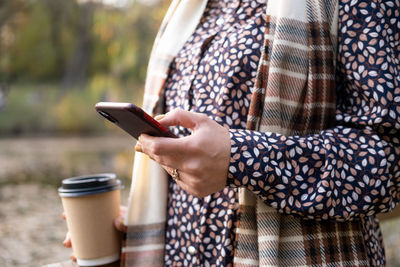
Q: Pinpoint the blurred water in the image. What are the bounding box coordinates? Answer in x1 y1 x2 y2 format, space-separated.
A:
0 134 135 186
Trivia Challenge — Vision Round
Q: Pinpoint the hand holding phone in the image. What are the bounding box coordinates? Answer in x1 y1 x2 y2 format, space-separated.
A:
95 102 177 139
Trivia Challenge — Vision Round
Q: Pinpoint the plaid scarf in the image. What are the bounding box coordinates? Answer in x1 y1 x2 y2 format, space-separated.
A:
234 0 368 266
122 0 369 266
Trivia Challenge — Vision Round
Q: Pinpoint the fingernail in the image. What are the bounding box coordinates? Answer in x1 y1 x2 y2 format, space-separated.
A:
114 216 127 233
135 143 142 152
70 254 77 262
154 114 165 120
114 217 121 228
138 136 142 142
114 216 123 228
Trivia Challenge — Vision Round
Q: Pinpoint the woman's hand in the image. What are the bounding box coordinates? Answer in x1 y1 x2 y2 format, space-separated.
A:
136 109 231 198
62 206 128 261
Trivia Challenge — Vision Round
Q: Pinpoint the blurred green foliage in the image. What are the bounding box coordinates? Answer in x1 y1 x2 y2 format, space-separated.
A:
1 0 168 83
0 0 169 135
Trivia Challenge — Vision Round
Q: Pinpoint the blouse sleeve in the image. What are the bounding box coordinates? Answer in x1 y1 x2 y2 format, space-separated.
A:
226 0 400 221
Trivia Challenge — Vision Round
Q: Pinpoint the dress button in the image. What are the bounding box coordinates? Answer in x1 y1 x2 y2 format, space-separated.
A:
188 246 197 255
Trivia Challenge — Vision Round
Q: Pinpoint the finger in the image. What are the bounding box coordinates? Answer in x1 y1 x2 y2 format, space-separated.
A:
70 254 77 262
120 205 128 216
157 108 206 130
135 141 142 152
171 172 198 197
114 215 127 233
63 232 72 248
162 165 182 182
140 134 188 159
154 114 165 121
160 164 196 194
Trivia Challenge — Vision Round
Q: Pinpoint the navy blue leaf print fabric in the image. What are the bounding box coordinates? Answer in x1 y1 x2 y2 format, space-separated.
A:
163 0 266 265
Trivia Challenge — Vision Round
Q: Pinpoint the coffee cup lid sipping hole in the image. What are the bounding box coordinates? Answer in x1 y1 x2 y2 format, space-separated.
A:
58 173 123 197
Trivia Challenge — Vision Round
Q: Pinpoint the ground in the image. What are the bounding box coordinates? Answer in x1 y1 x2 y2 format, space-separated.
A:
0 135 132 266
0 184 70 266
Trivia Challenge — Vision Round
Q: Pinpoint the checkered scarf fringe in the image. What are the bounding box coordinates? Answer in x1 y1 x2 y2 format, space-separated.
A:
122 0 371 266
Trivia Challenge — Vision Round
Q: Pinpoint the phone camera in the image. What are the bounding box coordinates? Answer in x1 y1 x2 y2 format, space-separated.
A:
97 110 118 123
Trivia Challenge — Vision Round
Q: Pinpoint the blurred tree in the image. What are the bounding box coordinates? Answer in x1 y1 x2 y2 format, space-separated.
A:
43 0 68 76
8 3 61 80
62 2 95 90
0 0 27 82
0 0 169 85
0 0 173 135
95 0 170 83
0 0 26 108
0 0 25 26
0 83 9 110
1 0 79 82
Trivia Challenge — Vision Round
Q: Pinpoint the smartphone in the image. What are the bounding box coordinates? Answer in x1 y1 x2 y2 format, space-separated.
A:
95 102 177 139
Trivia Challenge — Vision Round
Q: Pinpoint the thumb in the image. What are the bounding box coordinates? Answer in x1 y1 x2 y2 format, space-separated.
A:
158 108 206 130
113 215 127 233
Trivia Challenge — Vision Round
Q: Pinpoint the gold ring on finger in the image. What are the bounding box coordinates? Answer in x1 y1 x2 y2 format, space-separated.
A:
171 169 180 182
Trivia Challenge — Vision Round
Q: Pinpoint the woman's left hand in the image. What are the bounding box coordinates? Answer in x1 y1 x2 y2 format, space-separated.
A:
136 108 231 198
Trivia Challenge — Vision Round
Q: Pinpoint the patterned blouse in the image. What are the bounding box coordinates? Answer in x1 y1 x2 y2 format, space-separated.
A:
162 0 400 266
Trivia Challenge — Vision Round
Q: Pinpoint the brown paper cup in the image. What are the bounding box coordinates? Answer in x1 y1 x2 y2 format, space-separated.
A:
59 173 122 266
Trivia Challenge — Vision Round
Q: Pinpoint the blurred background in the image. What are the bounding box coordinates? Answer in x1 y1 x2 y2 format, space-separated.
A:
0 0 168 265
0 0 400 266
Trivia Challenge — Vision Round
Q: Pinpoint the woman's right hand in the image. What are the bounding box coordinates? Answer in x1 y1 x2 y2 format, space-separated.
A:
62 206 128 261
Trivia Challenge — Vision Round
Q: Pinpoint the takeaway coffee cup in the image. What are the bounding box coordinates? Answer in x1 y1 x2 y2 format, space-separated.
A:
58 173 123 266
